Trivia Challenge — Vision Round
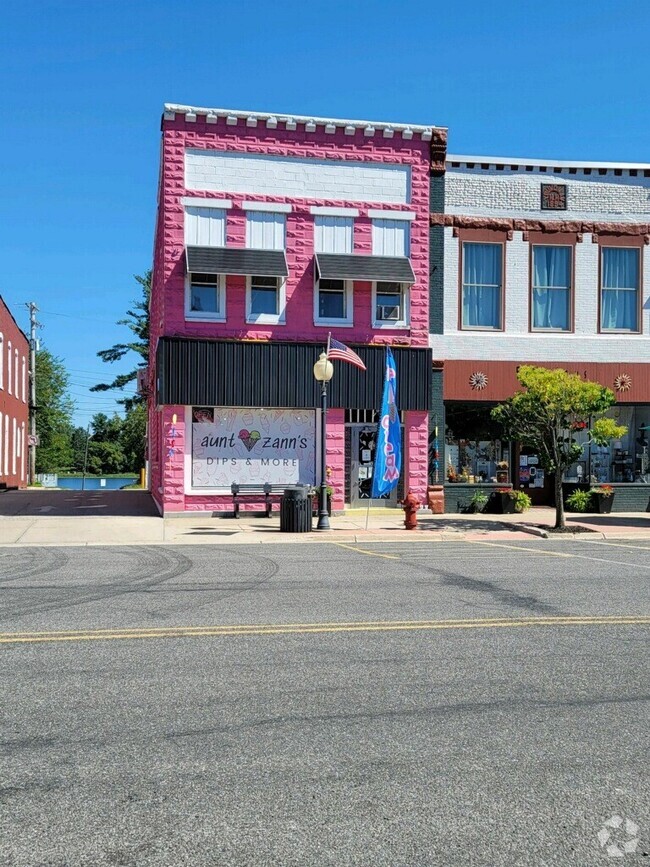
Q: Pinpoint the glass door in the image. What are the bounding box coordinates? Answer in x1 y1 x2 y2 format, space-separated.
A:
349 425 398 507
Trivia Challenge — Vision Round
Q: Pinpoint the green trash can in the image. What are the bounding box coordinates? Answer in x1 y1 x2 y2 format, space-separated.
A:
280 485 312 532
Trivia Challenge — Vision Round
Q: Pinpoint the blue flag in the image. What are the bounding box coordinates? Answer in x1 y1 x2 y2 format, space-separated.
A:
371 347 401 498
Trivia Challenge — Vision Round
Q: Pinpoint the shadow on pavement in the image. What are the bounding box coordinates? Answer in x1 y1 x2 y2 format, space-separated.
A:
0 490 159 517
566 514 650 528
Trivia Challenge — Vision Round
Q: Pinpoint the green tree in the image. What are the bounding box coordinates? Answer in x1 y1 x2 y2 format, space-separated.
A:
120 403 147 474
35 348 75 473
86 412 125 475
91 271 150 412
70 425 89 472
492 366 626 529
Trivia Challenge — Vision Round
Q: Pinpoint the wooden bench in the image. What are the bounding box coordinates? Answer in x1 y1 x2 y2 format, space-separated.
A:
230 482 283 518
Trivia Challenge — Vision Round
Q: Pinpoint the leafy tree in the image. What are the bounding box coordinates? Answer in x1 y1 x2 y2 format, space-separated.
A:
35 348 75 473
70 425 89 472
492 366 626 529
91 271 150 412
120 403 147 474
86 413 125 475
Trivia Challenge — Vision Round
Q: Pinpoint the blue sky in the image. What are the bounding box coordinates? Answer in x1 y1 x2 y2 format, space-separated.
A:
1 0 648 425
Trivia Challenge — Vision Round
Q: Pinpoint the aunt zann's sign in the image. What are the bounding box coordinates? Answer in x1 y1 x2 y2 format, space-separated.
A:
191 407 316 488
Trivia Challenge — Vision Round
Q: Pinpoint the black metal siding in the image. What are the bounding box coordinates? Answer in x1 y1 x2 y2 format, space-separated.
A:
157 338 430 411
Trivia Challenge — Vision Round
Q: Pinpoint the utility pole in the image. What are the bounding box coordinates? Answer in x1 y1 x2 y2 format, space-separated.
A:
27 302 39 485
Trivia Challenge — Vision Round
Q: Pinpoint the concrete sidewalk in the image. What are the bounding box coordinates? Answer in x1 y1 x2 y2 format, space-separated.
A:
0 490 648 546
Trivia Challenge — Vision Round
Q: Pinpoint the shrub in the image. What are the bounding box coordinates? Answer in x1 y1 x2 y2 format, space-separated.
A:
469 490 489 513
590 485 614 498
511 490 532 513
566 489 592 512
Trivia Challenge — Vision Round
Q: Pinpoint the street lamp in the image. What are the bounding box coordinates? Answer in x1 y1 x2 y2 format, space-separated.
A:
313 351 334 530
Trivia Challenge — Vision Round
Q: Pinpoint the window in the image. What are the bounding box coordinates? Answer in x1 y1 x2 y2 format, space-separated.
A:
373 282 408 327
21 357 26 403
186 272 224 320
0 333 3 390
246 213 285 250
247 275 285 323
601 247 640 332
14 348 18 397
531 245 572 331
461 242 503 330
7 341 11 395
372 219 409 257
184 207 226 247
314 217 353 254
315 278 352 324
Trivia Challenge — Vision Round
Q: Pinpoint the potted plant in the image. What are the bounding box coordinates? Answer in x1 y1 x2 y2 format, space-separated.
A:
511 490 532 513
589 484 615 514
496 460 509 483
492 487 516 514
566 489 591 513
466 490 489 514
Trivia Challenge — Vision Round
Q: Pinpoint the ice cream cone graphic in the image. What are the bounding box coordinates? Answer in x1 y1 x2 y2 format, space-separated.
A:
238 429 261 452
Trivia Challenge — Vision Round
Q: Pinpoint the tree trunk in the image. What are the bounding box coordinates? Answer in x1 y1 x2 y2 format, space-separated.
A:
554 471 565 529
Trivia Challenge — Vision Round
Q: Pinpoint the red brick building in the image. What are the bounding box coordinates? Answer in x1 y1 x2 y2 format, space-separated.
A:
0 297 29 488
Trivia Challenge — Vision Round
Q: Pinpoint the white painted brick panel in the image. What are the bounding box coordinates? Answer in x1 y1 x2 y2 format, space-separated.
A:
185 149 411 204
446 167 650 221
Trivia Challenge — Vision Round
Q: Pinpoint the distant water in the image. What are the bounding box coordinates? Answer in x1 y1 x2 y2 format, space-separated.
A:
56 476 138 491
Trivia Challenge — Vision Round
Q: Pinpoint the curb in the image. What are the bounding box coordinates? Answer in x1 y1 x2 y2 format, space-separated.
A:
514 524 549 539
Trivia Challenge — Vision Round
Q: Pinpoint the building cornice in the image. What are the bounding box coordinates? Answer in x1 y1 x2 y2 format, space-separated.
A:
163 103 443 142
430 212 650 242
447 154 650 175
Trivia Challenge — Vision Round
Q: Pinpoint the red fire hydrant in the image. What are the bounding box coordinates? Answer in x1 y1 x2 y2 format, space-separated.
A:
400 490 421 530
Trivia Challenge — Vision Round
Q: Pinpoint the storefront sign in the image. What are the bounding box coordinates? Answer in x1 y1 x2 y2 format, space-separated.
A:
191 408 316 488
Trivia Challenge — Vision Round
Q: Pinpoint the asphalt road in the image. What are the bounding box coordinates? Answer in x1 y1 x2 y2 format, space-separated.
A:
1 538 649 866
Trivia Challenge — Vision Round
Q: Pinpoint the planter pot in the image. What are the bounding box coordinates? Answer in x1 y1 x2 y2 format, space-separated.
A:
427 485 445 514
492 492 516 514
592 493 614 514
317 491 332 516
496 471 509 483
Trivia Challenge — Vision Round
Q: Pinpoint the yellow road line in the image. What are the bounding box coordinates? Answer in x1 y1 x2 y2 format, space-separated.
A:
1 615 648 645
333 542 402 559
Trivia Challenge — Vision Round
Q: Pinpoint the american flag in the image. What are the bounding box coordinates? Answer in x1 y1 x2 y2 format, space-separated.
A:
327 337 367 371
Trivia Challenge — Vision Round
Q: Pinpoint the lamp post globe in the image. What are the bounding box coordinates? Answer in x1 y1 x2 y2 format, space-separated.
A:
313 351 333 530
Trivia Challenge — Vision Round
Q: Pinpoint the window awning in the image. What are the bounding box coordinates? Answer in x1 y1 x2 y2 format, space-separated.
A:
315 253 415 284
186 246 289 277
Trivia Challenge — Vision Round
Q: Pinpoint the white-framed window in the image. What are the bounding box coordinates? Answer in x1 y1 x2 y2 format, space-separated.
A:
14 348 18 397
12 417 16 477
246 212 286 250
314 278 353 326
314 216 353 254
461 242 503 330
185 272 226 321
7 341 12 395
246 275 286 324
3 413 8 476
600 246 640 332
531 245 572 331
372 282 409 327
0 333 3 390
184 207 226 247
0 411 3 476
372 219 410 257
21 357 26 403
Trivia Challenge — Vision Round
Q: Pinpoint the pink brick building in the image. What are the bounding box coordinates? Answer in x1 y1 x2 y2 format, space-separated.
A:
149 104 445 515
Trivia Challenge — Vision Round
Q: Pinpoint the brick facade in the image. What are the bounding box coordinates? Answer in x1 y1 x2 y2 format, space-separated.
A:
150 106 440 514
0 297 29 489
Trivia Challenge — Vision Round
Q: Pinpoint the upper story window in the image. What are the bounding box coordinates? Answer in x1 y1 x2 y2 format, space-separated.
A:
21 357 26 403
184 207 226 247
7 341 12 395
314 216 353 254
0 333 3 390
186 272 225 321
461 242 503 330
14 349 18 397
531 245 572 331
372 219 410 257
246 275 286 325
601 246 640 332
373 281 409 328
246 212 286 251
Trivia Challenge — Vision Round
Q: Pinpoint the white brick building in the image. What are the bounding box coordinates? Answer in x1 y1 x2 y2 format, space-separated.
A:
431 155 650 511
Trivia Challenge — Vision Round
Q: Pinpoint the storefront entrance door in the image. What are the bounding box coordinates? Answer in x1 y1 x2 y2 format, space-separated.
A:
349 425 398 507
